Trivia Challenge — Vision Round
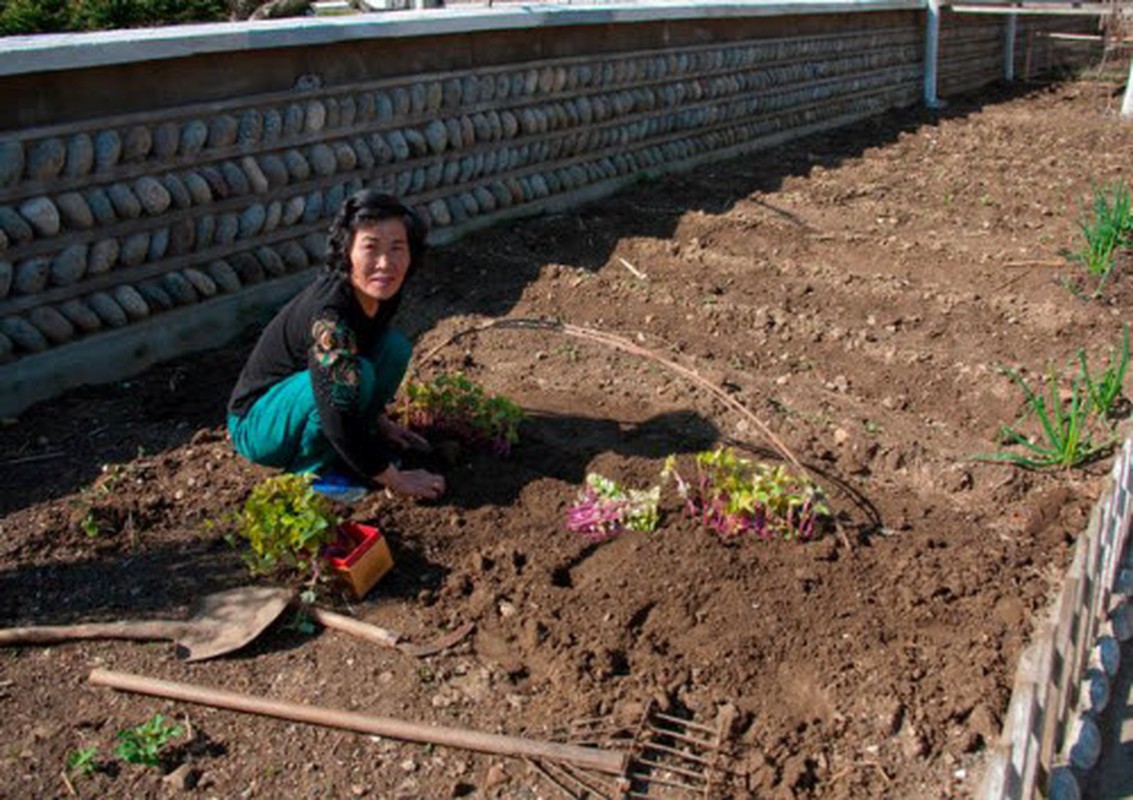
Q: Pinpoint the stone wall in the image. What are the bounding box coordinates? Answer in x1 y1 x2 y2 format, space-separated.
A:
0 3 1094 417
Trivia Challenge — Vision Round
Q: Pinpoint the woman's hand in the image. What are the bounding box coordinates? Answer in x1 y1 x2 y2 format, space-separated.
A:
377 415 431 452
374 464 445 499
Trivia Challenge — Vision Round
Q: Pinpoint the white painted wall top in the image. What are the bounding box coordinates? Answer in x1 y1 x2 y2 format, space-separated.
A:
0 0 923 78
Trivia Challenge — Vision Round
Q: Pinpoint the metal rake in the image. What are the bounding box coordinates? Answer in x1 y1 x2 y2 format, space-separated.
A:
528 699 734 799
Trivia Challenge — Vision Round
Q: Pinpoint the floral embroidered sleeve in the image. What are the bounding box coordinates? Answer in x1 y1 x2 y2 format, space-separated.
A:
307 311 393 479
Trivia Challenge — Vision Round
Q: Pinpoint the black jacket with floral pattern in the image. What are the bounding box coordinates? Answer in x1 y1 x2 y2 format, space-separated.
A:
228 271 402 479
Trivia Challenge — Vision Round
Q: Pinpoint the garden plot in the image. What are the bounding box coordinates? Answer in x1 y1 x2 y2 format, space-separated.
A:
1 77 1131 799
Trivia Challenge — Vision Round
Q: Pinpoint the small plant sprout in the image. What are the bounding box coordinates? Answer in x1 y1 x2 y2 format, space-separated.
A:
114 713 184 768
399 372 524 456
566 473 661 543
980 366 1112 469
233 474 339 579
65 746 99 778
1077 324 1130 419
662 448 828 541
1064 180 1133 296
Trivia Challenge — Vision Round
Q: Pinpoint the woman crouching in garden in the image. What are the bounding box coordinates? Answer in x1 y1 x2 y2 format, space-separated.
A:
227 190 445 500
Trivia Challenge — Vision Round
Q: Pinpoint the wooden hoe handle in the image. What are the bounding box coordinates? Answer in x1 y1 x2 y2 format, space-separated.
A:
89 668 627 776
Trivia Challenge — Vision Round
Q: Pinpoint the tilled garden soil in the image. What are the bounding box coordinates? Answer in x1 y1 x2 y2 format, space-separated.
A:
2 77 1132 800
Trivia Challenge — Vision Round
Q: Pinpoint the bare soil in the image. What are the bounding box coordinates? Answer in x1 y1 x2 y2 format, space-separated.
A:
2 76 1132 799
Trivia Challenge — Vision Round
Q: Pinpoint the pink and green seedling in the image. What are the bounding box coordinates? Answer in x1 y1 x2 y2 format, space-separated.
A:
399 372 524 456
662 448 828 541
566 473 660 543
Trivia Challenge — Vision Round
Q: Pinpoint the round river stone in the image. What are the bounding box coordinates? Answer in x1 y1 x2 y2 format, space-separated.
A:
1 316 48 352
87 292 128 328
88 239 119 275
259 154 289 189
0 207 32 245
113 285 150 320
206 260 242 293
255 246 286 277
18 197 61 237
58 299 102 333
208 114 239 149
51 244 88 286
122 125 152 162
283 149 311 181
0 139 24 186
106 183 142 219
162 271 198 305
14 257 50 294
230 252 264 285
94 130 121 172
242 156 270 194
153 122 180 160
64 134 94 178
55 192 94 229
183 267 217 298
134 176 171 215
120 232 150 267
136 279 174 311
26 138 65 181
183 172 213 205
180 120 208 157
277 240 308 271
162 173 192 209
29 305 75 344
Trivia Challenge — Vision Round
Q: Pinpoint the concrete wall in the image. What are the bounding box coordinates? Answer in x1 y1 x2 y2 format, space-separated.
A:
0 2 1094 417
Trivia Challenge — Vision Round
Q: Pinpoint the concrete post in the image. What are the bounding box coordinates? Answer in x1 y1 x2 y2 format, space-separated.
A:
1005 13 1017 82
1122 58 1133 119
925 0 941 107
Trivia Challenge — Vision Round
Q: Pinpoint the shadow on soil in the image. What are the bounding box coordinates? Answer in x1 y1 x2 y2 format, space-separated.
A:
0 81 1054 516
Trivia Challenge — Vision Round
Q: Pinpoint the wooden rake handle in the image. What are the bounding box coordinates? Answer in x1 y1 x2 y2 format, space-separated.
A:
89 668 627 776
0 620 186 645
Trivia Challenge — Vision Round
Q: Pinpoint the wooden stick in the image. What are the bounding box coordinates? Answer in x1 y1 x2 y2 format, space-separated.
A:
0 451 65 467
307 608 401 648
617 257 648 280
89 669 627 776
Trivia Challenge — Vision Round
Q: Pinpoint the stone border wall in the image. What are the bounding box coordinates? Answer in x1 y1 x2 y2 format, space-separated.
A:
0 4 1095 417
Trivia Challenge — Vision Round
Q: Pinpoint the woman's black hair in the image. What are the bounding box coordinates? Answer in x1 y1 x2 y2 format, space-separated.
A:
324 189 428 277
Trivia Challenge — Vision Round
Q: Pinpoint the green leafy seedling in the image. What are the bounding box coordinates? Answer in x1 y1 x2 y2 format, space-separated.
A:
1077 324 1130 418
979 366 1112 469
65 746 99 777
234 474 338 579
400 372 525 456
114 714 183 768
1064 181 1133 297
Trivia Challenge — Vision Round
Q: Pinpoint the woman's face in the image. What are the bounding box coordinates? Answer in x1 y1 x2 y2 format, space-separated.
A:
348 217 411 313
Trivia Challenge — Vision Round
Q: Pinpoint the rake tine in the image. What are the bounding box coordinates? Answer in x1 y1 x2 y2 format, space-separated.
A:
527 758 584 800
559 761 624 799
644 727 715 748
625 769 704 791
651 712 719 734
639 740 716 766
630 756 707 783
